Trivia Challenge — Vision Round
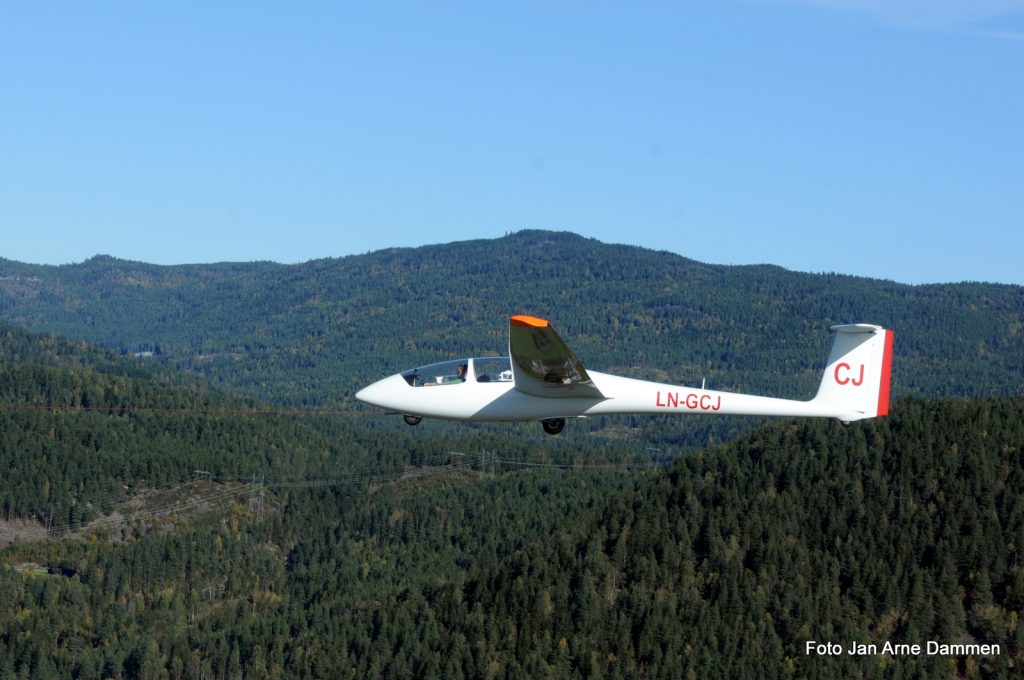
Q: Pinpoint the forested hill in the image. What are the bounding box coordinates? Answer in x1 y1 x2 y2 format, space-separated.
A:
2 388 1022 676
0 323 349 521
0 322 648 521
0 323 219 407
1 302 1022 676
2 230 1022 407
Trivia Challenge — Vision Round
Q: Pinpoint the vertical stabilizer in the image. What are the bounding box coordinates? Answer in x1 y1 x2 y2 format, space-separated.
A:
812 324 894 421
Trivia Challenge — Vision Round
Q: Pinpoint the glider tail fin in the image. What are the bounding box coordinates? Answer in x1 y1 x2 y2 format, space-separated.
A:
811 324 894 422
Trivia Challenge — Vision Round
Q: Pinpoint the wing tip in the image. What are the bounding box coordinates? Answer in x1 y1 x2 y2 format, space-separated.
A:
510 315 550 328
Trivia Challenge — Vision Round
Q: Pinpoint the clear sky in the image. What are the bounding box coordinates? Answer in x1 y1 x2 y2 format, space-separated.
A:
2 1 1022 285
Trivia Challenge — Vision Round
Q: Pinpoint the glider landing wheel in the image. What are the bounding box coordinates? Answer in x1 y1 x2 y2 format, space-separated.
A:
403 415 423 426
542 418 566 436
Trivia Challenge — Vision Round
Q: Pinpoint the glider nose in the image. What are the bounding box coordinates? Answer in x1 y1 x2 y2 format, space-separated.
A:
355 374 403 410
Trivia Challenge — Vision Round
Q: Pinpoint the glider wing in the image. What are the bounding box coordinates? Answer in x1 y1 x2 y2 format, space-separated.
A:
508 315 605 399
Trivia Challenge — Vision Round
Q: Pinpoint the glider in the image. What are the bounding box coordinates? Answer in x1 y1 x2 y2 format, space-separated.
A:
355 315 894 435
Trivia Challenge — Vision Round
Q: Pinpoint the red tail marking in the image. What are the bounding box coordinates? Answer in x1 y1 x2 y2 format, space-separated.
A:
876 330 894 417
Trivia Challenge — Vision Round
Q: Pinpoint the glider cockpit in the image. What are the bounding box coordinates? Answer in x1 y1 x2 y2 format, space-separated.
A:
401 357 513 387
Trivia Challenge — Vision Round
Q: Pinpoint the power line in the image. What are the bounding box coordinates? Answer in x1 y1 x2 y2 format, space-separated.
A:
497 458 661 471
0 402 363 417
4 482 253 543
3 451 665 543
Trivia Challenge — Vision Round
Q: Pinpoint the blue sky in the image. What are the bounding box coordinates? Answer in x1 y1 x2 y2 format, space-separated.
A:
2 1 1022 284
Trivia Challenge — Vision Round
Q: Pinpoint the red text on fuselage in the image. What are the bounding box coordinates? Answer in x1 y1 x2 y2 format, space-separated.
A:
655 391 722 411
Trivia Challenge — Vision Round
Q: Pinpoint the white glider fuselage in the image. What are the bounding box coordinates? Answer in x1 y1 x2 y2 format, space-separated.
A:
355 316 895 434
357 367 866 423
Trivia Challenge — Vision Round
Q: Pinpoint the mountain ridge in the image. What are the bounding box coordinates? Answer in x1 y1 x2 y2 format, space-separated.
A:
4 229 1016 287
1 230 1021 414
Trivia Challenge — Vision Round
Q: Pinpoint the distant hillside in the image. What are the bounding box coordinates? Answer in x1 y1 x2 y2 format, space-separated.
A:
2 354 1021 678
2 231 1022 411
0 323 348 521
0 323 648 521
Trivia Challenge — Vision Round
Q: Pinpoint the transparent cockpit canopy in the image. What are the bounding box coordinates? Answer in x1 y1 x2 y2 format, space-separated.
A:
473 356 512 383
402 359 468 386
401 357 512 386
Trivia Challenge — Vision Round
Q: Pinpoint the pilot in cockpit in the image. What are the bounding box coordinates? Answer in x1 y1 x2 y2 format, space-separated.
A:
424 362 467 386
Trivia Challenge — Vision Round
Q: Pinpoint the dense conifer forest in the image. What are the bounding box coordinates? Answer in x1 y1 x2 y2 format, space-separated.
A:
2 232 1023 677
2 387 1022 677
